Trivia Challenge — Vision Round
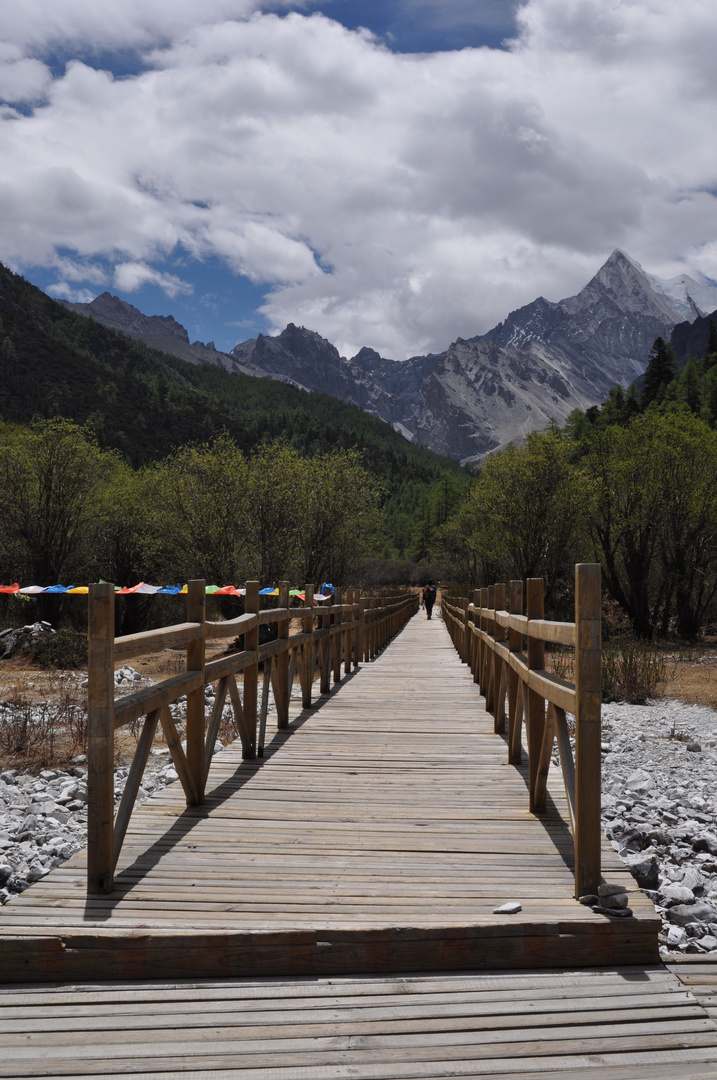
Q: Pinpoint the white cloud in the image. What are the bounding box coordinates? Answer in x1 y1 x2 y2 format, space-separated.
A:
46 282 97 303
0 0 297 54
0 0 716 357
113 262 193 297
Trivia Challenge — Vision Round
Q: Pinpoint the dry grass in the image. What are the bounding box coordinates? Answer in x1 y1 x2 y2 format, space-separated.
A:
665 648 717 710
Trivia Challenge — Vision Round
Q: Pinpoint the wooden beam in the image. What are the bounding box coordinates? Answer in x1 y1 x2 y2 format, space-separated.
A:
185 579 206 805
87 582 116 895
113 709 159 867
114 622 202 663
526 578 546 813
574 562 602 898
275 582 290 728
243 581 260 759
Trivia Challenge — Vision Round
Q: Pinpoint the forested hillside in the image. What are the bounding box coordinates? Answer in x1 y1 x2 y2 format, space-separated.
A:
0 263 468 566
435 320 717 639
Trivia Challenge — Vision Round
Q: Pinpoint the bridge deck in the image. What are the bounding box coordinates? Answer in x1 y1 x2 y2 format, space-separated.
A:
4 966 717 1079
0 615 659 982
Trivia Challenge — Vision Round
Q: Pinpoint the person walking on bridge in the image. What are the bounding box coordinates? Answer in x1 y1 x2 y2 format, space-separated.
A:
422 583 437 619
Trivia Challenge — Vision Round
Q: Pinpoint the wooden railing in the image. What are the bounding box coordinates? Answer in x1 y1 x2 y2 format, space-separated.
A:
441 565 601 898
87 581 418 893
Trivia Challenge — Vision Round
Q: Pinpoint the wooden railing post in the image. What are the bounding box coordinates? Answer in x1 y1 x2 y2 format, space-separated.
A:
526 578 546 813
333 588 344 682
469 590 479 681
574 563 602 898
461 598 470 664
302 583 314 708
493 583 506 733
87 582 116 895
319 592 331 695
243 581 259 757
276 581 290 726
479 587 489 694
507 579 523 764
343 591 352 675
357 594 366 667
185 579 206 804
351 590 360 670
485 585 496 713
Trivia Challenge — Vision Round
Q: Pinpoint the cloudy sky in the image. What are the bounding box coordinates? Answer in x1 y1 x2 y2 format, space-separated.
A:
1 0 716 359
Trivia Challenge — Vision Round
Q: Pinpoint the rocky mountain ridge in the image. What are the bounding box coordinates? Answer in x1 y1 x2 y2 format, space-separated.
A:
63 292 252 374
64 251 717 462
232 251 717 460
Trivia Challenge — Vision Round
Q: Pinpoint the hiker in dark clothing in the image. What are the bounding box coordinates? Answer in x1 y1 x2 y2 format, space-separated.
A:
422 583 437 619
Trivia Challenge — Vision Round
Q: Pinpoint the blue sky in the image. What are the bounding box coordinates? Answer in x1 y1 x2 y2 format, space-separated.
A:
1 0 716 359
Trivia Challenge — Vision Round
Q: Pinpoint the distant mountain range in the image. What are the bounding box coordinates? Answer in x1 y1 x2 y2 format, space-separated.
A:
65 250 717 462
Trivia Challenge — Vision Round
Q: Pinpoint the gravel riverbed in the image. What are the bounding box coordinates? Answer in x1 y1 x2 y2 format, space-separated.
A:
2 684 717 958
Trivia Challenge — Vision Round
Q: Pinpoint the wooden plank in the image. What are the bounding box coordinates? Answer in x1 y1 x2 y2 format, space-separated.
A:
574 563 602 898
113 669 204 729
528 669 576 714
204 612 257 640
158 705 198 805
203 677 228 782
113 708 160 866
113 622 202 663
185 579 207 805
528 620 576 647
526 578 546 813
86 582 116 895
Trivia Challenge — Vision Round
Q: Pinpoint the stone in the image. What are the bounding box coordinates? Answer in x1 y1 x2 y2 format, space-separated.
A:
661 884 695 904
667 901 717 927
600 891 629 909
625 853 659 889
667 925 687 946
493 902 522 914
598 883 628 897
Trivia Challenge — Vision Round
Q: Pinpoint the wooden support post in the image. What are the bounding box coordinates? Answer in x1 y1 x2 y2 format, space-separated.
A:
343 592 352 676
485 585 496 714
461 599 471 664
301 582 314 708
185 579 206 804
319 595 331 694
479 587 488 694
243 581 259 758
508 579 523 764
357 594 366 669
469 590 478 680
87 582 116 895
350 590 360 671
526 577 546 813
493 583 506 734
276 581 290 727
574 563 602 898
333 588 343 682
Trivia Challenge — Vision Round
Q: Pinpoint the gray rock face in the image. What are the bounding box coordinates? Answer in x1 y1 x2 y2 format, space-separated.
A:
61 293 252 375
231 250 714 462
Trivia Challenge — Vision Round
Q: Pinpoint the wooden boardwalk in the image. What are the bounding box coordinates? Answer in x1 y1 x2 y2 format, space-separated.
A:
0 613 659 982
3 966 717 1078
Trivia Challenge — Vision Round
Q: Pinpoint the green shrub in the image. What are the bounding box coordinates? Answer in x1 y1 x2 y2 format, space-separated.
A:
31 629 88 669
601 636 668 704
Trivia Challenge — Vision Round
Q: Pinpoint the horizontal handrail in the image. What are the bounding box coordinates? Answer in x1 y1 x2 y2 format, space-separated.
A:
114 622 203 663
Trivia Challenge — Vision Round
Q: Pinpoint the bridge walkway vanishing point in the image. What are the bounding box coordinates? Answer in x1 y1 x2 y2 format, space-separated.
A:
0 610 660 983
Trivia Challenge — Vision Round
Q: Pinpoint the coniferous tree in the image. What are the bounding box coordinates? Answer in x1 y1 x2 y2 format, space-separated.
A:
642 337 677 407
